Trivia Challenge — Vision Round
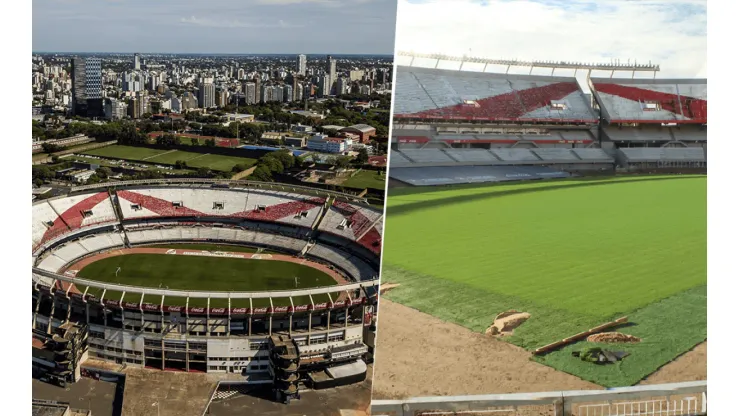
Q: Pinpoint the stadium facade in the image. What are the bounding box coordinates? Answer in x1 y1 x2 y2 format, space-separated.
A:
32 179 382 401
389 62 706 186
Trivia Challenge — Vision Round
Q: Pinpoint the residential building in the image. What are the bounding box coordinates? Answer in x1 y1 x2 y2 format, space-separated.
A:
307 134 352 153
104 98 128 120
296 54 307 76
198 83 215 108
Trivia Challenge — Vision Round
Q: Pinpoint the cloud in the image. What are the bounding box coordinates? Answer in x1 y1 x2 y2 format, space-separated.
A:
178 15 302 28
32 0 397 53
395 0 706 78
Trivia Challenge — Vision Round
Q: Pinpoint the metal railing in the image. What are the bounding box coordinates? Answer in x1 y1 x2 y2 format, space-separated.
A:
371 381 707 416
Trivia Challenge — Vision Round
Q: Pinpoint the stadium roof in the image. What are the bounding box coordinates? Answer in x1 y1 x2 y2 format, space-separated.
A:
343 124 376 133
591 78 707 124
394 66 598 124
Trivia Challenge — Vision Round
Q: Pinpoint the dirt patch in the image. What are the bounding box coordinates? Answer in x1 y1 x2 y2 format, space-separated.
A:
485 310 531 337
379 283 400 295
372 300 599 399
640 341 707 385
587 332 641 344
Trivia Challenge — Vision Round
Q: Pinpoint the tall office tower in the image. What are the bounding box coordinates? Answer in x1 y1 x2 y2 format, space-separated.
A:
294 82 303 102
134 54 141 70
326 55 337 90
274 85 285 103
292 77 300 101
303 83 312 100
336 77 348 96
237 68 245 80
148 74 159 91
319 74 331 97
216 89 228 107
243 82 256 105
198 83 216 108
254 77 261 103
296 54 307 76
70 57 87 116
283 85 293 102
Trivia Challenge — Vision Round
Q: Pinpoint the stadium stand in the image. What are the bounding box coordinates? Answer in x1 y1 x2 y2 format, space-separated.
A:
117 188 325 227
591 78 707 123
571 148 614 162
318 201 383 254
390 165 571 186
489 148 541 162
400 149 455 163
618 147 706 162
531 148 580 161
603 127 673 142
32 192 119 250
395 67 597 123
443 149 499 163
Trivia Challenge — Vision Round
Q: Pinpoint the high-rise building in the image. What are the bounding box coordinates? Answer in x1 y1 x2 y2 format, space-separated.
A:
243 82 256 105
336 77 349 96
292 77 300 101
70 57 86 116
296 54 307 76
198 83 216 108
326 55 337 91
216 89 229 108
254 78 261 103
104 98 128 120
134 54 141 70
319 75 332 97
237 68 245 80
349 70 365 81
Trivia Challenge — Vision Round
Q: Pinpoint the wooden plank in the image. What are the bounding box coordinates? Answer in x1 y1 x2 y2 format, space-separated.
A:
534 316 628 355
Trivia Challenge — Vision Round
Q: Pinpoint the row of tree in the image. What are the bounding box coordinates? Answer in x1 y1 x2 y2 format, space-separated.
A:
248 150 297 182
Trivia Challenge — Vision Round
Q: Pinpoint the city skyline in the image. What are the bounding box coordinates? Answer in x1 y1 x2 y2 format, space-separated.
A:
32 0 398 55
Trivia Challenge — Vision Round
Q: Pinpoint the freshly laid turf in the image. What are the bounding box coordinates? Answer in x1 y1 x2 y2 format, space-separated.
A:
81 145 256 172
342 170 387 190
76 252 337 307
382 175 707 387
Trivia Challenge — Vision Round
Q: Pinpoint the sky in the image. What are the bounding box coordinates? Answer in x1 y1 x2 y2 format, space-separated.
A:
395 0 706 80
32 0 397 54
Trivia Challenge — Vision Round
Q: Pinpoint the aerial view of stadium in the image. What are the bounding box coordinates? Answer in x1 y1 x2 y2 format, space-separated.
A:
372 49 706 413
32 179 383 413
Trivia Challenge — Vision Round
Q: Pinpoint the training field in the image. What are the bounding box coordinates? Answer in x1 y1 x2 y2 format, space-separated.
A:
68 244 340 308
381 175 707 387
341 170 387 190
81 145 257 172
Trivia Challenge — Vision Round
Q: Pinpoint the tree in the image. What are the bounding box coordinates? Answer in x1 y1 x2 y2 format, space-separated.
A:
205 138 216 147
356 148 369 165
42 142 61 154
195 167 211 177
191 138 199 146
95 167 113 179
156 133 179 148
32 165 55 184
174 160 188 169
248 165 273 182
270 150 296 170
232 163 250 173
335 156 352 169
86 174 101 185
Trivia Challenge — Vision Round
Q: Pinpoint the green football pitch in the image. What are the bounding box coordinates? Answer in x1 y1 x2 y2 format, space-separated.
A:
382 175 707 387
81 145 256 172
75 245 337 308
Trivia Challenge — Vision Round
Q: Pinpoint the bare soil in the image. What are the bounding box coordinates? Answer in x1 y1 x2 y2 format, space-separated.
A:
372 300 707 400
372 299 599 399
486 310 531 336
640 342 707 385
586 332 641 343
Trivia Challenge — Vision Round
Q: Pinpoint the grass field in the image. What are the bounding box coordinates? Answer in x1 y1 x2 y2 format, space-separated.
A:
81 145 256 172
382 175 707 387
75 245 337 308
342 170 387 190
